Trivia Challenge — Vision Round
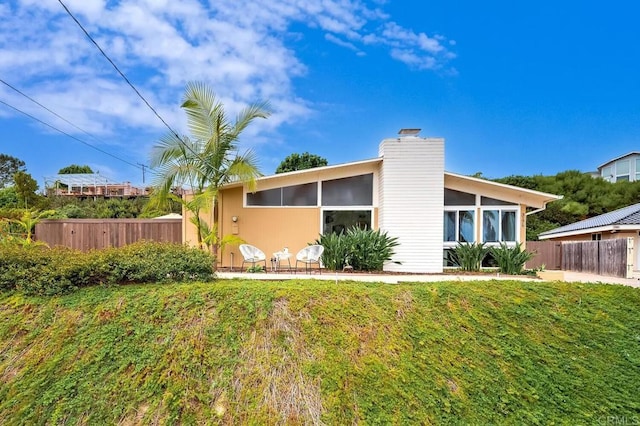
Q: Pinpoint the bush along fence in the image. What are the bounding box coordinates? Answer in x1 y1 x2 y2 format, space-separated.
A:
0 241 215 296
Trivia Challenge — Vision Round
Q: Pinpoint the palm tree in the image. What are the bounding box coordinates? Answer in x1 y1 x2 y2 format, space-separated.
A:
150 81 271 253
6 209 56 245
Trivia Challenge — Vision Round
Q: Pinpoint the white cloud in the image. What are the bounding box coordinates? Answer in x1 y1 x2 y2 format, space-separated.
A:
325 34 361 52
1 0 455 153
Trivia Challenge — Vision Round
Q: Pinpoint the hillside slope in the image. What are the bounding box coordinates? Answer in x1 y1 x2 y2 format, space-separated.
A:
0 279 638 424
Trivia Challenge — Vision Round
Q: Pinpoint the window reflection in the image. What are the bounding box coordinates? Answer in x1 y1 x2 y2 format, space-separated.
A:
501 211 516 241
459 210 475 243
483 210 498 242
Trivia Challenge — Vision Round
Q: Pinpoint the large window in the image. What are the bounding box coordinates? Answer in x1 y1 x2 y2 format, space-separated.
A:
247 182 317 206
483 209 517 242
444 189 518 245
444 210 475 243
445 189 475 206
323 210 372 234
616 159 630 182
321 174 373 206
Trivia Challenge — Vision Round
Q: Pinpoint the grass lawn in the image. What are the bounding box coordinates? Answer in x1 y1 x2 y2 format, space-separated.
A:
0 279 638 424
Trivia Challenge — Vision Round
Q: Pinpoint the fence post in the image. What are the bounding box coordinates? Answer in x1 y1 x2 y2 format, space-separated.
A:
627 237 634 279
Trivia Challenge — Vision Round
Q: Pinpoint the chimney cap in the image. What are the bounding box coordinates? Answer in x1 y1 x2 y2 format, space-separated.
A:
398 128 421 136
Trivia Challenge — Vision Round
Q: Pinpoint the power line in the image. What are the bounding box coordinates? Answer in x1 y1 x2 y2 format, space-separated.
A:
0 77 149 171
56 0 185 145
0 97 146 171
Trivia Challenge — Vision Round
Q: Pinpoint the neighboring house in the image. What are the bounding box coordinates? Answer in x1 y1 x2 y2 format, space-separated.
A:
45 173 149 198
538 203 640 271
184 130 561 273
597 152 640 183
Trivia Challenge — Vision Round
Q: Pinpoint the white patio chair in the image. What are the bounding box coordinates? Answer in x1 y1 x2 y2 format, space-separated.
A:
239 244 267 271
295 244 325 274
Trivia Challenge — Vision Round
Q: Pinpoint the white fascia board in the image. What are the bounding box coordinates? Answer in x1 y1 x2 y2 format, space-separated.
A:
538 224 640 240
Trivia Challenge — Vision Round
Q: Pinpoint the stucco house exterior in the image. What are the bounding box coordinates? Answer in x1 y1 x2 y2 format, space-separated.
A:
183 130 561 273
596 152 640 183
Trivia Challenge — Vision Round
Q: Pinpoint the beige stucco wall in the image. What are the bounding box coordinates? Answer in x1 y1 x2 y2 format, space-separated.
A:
219 187 319 270
184 185 379 269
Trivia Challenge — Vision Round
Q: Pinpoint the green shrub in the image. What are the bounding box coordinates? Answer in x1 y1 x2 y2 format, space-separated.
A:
491 242 534 275
0 242 215 296
315 231 349 271
315 227 400 272
245 265 265 273
448 242 490 271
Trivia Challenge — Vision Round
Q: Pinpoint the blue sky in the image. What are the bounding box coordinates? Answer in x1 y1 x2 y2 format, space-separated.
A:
1 0 639 188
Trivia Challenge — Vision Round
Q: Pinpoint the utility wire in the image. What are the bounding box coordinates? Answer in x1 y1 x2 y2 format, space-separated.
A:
0 77 148 172
56 0 186 146
0 97 146 171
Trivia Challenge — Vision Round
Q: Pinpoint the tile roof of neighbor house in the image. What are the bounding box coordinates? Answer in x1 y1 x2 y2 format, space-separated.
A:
539 202 640 237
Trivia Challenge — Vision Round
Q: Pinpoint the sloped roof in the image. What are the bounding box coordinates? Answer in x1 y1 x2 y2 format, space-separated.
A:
597 152 640 170
539 203 640 238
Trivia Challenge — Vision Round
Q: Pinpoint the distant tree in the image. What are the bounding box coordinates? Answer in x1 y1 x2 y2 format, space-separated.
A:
0 187 18 208
13 171 40 209
275 152 328 174
495 170 640 239
0 154 26 188
58 164 93 174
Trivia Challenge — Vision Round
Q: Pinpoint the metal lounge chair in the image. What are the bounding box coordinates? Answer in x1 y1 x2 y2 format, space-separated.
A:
295 245 324 274
239 244 267 271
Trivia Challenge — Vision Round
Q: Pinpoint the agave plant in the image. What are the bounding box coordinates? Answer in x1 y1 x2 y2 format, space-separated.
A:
315 227 400 272
315 230 349 271
448 242 490 272
490 242 534 275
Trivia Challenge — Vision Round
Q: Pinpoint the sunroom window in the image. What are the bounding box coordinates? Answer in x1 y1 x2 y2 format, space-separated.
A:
444 210 475 243
482 209 517 242
247 182 318 206
321 174 373 206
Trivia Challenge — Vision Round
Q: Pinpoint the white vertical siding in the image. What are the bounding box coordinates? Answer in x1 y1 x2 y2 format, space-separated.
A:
379 136 445 272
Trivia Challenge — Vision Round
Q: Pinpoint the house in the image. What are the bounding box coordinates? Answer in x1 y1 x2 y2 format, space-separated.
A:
183 130 561 273
538 203 640 272
596 152 640 183
45 173 149 198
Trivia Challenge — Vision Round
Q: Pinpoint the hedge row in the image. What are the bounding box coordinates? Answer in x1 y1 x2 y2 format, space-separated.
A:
0 241 215 296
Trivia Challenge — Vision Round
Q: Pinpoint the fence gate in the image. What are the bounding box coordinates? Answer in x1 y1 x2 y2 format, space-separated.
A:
526 241 563 270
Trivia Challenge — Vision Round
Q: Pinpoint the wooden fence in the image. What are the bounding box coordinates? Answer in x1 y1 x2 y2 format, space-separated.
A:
35 219 182 251
527 238 633 278
526 241 563 270
562 239 631 278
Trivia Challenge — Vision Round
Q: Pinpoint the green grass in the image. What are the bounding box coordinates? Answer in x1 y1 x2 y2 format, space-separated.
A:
0 279 639 424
